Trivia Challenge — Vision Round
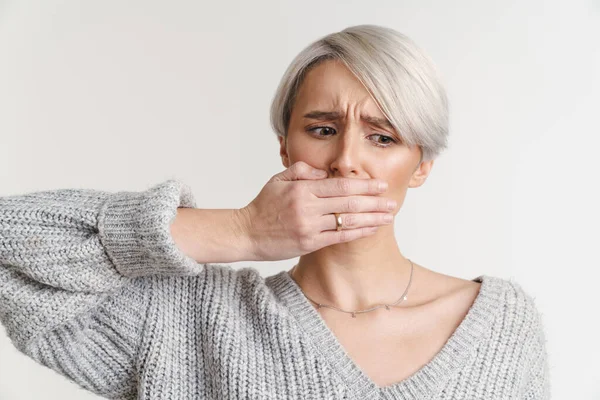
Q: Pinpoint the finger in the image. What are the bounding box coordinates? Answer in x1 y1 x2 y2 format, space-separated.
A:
308 177 388 198
317 211 393 232
317 195 396 215
270 161 328 183
318 226 380 248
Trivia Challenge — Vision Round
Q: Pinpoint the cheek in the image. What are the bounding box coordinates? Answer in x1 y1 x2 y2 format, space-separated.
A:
376 159 414 187
376 164 415 211
286 131 319 163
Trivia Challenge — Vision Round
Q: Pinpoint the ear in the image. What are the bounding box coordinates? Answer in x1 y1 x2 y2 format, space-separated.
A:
277 136 290 168
278 135 290 168
409 159 435 188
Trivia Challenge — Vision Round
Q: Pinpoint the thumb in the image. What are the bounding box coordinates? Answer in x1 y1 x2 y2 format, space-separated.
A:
270 161 327 182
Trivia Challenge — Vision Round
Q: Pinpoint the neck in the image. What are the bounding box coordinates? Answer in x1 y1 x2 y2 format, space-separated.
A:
290 225 414 311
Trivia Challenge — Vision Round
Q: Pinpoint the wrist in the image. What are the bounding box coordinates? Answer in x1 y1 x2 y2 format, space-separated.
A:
170 207 257 264
231 206 259 262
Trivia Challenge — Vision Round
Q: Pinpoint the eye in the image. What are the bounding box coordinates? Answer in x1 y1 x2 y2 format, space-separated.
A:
307 126 398 148
308 126 336 136
370 134 398 147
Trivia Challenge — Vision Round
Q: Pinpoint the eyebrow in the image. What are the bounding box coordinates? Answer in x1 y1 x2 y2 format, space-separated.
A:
303 110 395 131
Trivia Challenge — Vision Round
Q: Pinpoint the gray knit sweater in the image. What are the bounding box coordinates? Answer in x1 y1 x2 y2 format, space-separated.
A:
0 180 551 399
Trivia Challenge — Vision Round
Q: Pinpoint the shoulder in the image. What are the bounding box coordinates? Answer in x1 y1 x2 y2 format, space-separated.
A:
489 277 551 393
500 277 548 339
462 274 550 381
496 276 546 326
410 265 481 305
444 270 544 319
477 275 548 352
421 268 547 337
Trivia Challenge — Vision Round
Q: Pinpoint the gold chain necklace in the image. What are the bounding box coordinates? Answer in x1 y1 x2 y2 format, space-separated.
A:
289 259 414 318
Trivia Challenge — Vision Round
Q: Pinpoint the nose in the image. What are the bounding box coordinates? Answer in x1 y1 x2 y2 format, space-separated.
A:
328 124 363 178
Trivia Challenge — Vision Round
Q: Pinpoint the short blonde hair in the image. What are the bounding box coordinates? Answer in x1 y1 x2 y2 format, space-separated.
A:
270 24 449 162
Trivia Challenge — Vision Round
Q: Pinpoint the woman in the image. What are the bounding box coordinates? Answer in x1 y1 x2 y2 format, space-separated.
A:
0 25 549 399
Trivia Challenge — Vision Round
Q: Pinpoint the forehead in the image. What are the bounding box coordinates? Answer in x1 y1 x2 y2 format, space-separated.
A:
293 59 383 116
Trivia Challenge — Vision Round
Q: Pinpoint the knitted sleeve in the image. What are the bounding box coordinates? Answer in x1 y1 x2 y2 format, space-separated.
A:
0 179 201 399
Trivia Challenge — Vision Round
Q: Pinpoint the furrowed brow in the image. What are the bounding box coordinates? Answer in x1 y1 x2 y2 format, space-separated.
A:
360 115 395 131
302 111 342 120
303 110 395 132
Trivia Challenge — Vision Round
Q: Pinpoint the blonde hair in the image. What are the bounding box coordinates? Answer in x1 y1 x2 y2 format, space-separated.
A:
270 24 449 162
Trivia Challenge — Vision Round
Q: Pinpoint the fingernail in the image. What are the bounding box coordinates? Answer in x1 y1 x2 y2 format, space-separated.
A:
387 200 397 210
379 181 388 191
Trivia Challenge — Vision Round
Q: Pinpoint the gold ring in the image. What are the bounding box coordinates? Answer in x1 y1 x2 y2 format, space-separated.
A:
334 213 343 231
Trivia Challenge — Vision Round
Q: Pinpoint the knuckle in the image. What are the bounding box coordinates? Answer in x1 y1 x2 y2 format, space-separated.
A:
288 186 300 200
347 197 360 213
369 180 378 193
290 161 303 175
288 198 301 213
338 178 350 194
339 229 348 242
341 201 350 213
298 160 309 169
344 214 356 227
291 208 311 231
380 198 388 210
297 161 309 173
296 220 311 236
291 182 307 197
289 194 307 212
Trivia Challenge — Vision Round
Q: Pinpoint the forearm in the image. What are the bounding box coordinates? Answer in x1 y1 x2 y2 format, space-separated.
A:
0 182 173 397
170 207 255 264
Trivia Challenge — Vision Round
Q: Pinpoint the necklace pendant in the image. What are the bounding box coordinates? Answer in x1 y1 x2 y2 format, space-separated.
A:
351 312 356 318
403 295 407 301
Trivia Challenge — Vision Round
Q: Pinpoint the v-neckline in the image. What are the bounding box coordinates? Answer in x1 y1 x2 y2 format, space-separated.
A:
267 270 508 400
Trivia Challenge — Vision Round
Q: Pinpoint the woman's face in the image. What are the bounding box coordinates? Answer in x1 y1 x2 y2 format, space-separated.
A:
279 59 434 213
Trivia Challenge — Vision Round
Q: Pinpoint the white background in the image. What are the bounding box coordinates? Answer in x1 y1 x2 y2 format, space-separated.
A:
1 0 598 399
